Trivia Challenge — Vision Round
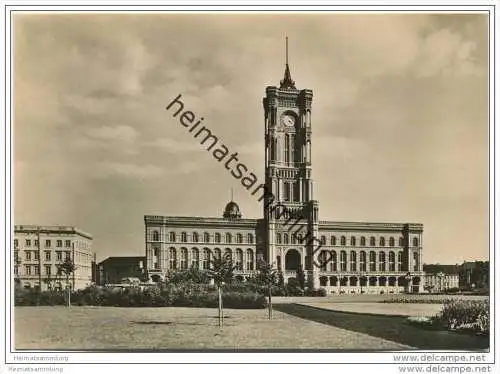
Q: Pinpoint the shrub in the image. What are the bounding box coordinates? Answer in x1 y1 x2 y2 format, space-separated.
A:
437 299 489 330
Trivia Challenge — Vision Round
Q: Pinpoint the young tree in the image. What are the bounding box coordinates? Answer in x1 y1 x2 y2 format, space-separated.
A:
56 258 77 308
207 254 237 327
256 259 278 319
296 264 306 291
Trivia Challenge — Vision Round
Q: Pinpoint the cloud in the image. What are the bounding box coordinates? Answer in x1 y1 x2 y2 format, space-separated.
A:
85 125 139 142
94 162 164 179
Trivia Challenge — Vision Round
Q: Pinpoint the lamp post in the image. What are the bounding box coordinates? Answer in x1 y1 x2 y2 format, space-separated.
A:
405 272 412 294
437 272 445 293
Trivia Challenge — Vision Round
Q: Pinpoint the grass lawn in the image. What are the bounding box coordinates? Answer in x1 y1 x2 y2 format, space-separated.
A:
14 306 411 350
273 304 489 351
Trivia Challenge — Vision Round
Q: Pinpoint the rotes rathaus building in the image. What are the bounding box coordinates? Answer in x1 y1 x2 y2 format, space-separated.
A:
144 49 424 294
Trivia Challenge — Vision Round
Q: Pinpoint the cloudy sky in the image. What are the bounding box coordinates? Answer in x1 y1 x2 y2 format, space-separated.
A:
13 13 489 264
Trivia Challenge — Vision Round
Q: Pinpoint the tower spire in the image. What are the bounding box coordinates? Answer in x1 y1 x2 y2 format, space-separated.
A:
280 36 296 89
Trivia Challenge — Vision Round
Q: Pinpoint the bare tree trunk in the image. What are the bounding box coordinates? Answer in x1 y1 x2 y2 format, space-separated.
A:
268 286 272 320
67 275 71 309
218 286 222 328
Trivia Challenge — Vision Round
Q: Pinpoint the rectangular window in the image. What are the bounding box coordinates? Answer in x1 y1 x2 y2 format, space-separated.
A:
56 251 63 261
45 240 51 248
57 240 63 247
25 251 31 261
45 251 51 261
25 265 31 275
34 251 39 261
14 239 18 248
65 251 71 260
34 266 39 276
45 265 51 275
14 266 19 275
25 239 31 247
34 240 39 247
65 240 71 248
154 262 160 270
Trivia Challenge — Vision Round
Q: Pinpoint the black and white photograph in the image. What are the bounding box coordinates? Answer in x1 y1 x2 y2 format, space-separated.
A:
2 2 498 374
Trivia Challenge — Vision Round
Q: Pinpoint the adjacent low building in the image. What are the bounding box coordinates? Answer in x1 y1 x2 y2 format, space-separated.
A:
97 256 146 285
13 225 94 290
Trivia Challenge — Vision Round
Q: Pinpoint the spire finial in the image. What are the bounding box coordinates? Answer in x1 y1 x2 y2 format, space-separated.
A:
286 36 289 66
280 36 296 89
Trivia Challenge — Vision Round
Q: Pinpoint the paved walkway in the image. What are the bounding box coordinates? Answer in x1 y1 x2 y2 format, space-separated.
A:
301 302 443 317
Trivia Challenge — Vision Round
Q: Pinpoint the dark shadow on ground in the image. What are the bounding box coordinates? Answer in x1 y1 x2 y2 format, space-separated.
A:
274 304 489 351
132 321 209 326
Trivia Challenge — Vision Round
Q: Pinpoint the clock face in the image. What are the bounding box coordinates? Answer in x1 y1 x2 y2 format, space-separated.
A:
281 114 296 127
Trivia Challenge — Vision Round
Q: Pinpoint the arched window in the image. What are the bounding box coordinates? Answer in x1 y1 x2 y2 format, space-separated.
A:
389 251 396 271
399 237 405 247
180 248 188 270
360 236 366 246
291 234 297 245
350 236 356 246
370 236 376 246
397 251 403 271
191 248 199 269
225 233 232 244
152 231 159 241
389 237 395 247
330 251 337 272
340 251 347 271
283 233 289 244
204 232 210 243
318 251 328 271
235 249 243 270
285 134 290 163
247 233 254 244
236 233 243 244
379 237 385 247
276 233 282 244
224 248 232 261
350 251 357 271
169 232 176 242
378 251 386 272
181 232 187 243
215 233 221 243
202 248 211 270
169 248 177 270
369 251 376 272
214 248 221 260
320 236 326 245
340 236 346 246
331 236 336 246
360 251 367 271
153 247 159 257
192 232 199 243
413 237 419 247
413 251 419 271
246 249 254 270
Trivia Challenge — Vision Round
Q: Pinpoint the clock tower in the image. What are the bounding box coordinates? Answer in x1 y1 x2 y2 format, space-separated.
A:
262 38 319 287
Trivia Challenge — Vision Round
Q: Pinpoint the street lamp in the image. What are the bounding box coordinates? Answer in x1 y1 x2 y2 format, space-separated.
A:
437 272 445 293
405 272 412 294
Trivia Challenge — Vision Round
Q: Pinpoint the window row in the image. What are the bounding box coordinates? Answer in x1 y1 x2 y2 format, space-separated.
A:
14 250 71 262
17 264 59 276
317 250 411 272
151 231 254 244
277 234 419 247
13 239 72 248
152 247 255 272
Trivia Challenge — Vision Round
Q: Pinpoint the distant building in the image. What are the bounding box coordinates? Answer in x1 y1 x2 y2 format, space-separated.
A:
97 256 146 285
13 225 94 291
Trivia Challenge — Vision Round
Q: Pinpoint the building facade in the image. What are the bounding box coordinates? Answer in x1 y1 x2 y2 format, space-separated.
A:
97 256 146 285
144 58 424 293
13 225 94 291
